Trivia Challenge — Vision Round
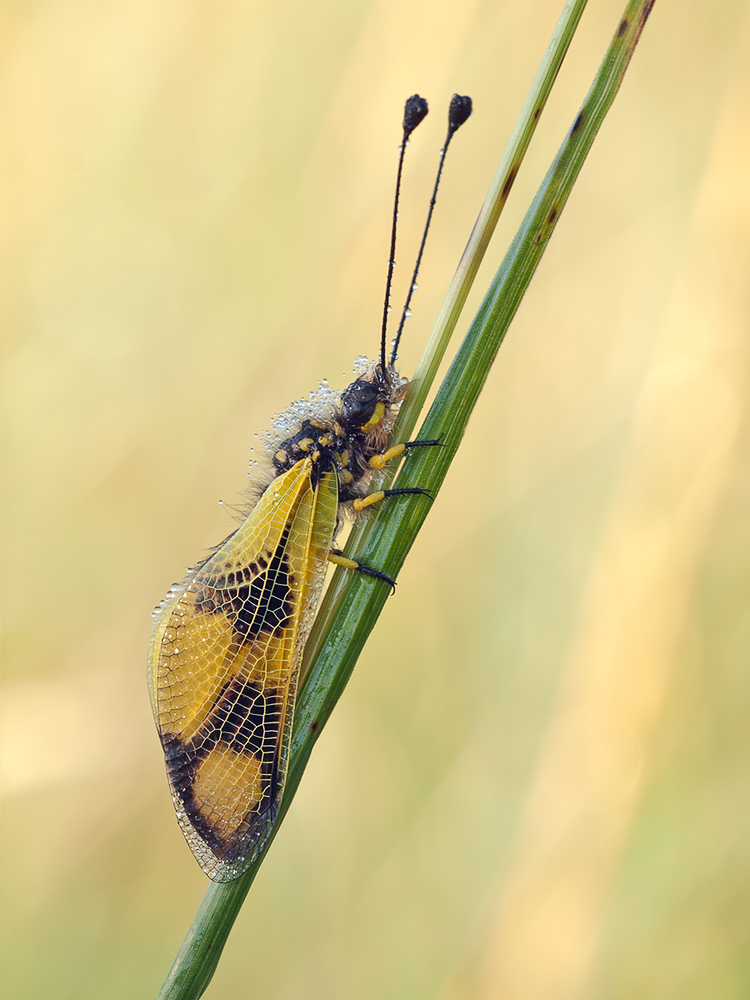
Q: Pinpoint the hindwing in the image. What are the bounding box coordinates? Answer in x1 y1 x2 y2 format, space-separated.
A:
148 458 338 881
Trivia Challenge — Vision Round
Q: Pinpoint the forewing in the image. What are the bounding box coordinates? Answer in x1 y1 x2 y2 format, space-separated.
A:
148 460 338 881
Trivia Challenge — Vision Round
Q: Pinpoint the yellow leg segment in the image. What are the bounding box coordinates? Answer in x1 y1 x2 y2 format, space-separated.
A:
368 443 407 470
328 551 360 571
352 491 386 512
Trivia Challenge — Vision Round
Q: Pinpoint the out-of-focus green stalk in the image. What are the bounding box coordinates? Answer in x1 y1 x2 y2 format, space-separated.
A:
399 0 591 443
327 0 590 621
155 2 656 997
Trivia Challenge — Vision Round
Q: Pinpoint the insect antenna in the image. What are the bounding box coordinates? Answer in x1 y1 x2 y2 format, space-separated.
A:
389 93 473 367
380 94 430 374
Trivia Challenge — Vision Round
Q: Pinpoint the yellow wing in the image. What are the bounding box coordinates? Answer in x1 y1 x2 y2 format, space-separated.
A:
148 458 339 881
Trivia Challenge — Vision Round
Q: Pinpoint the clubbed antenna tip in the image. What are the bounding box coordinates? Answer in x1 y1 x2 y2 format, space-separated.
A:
403 94 429 138
448 94 473 134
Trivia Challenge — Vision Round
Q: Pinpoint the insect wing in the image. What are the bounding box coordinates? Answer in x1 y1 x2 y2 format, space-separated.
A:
148 458 339 880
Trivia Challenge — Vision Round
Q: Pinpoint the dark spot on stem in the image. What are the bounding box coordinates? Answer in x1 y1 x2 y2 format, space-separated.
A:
571 110 584 134
501 165 518 199
617 17 629 37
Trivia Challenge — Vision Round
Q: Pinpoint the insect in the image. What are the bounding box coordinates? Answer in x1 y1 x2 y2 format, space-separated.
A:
148 94 473 882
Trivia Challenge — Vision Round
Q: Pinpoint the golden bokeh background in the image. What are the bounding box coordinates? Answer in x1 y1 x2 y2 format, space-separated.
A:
3 1 750 997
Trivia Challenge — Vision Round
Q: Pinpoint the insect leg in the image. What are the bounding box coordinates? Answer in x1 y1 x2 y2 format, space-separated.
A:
328 548 397 592
331 439 440 586
352 487 433 512
368 438 442 470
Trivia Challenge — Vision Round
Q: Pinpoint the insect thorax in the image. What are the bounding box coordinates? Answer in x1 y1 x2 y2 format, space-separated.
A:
268 363 407 503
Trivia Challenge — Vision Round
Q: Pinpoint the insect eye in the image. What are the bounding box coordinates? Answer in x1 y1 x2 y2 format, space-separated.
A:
340 380 380 425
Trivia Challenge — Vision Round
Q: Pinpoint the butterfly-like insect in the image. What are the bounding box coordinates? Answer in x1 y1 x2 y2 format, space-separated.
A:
148 94 472 882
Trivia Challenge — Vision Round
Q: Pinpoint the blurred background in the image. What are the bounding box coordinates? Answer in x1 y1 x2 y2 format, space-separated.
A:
2 0 750 997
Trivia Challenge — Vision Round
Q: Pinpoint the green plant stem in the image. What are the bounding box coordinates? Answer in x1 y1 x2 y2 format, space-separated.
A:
307 0 591 722
399 0 590 445
156 2 656 997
